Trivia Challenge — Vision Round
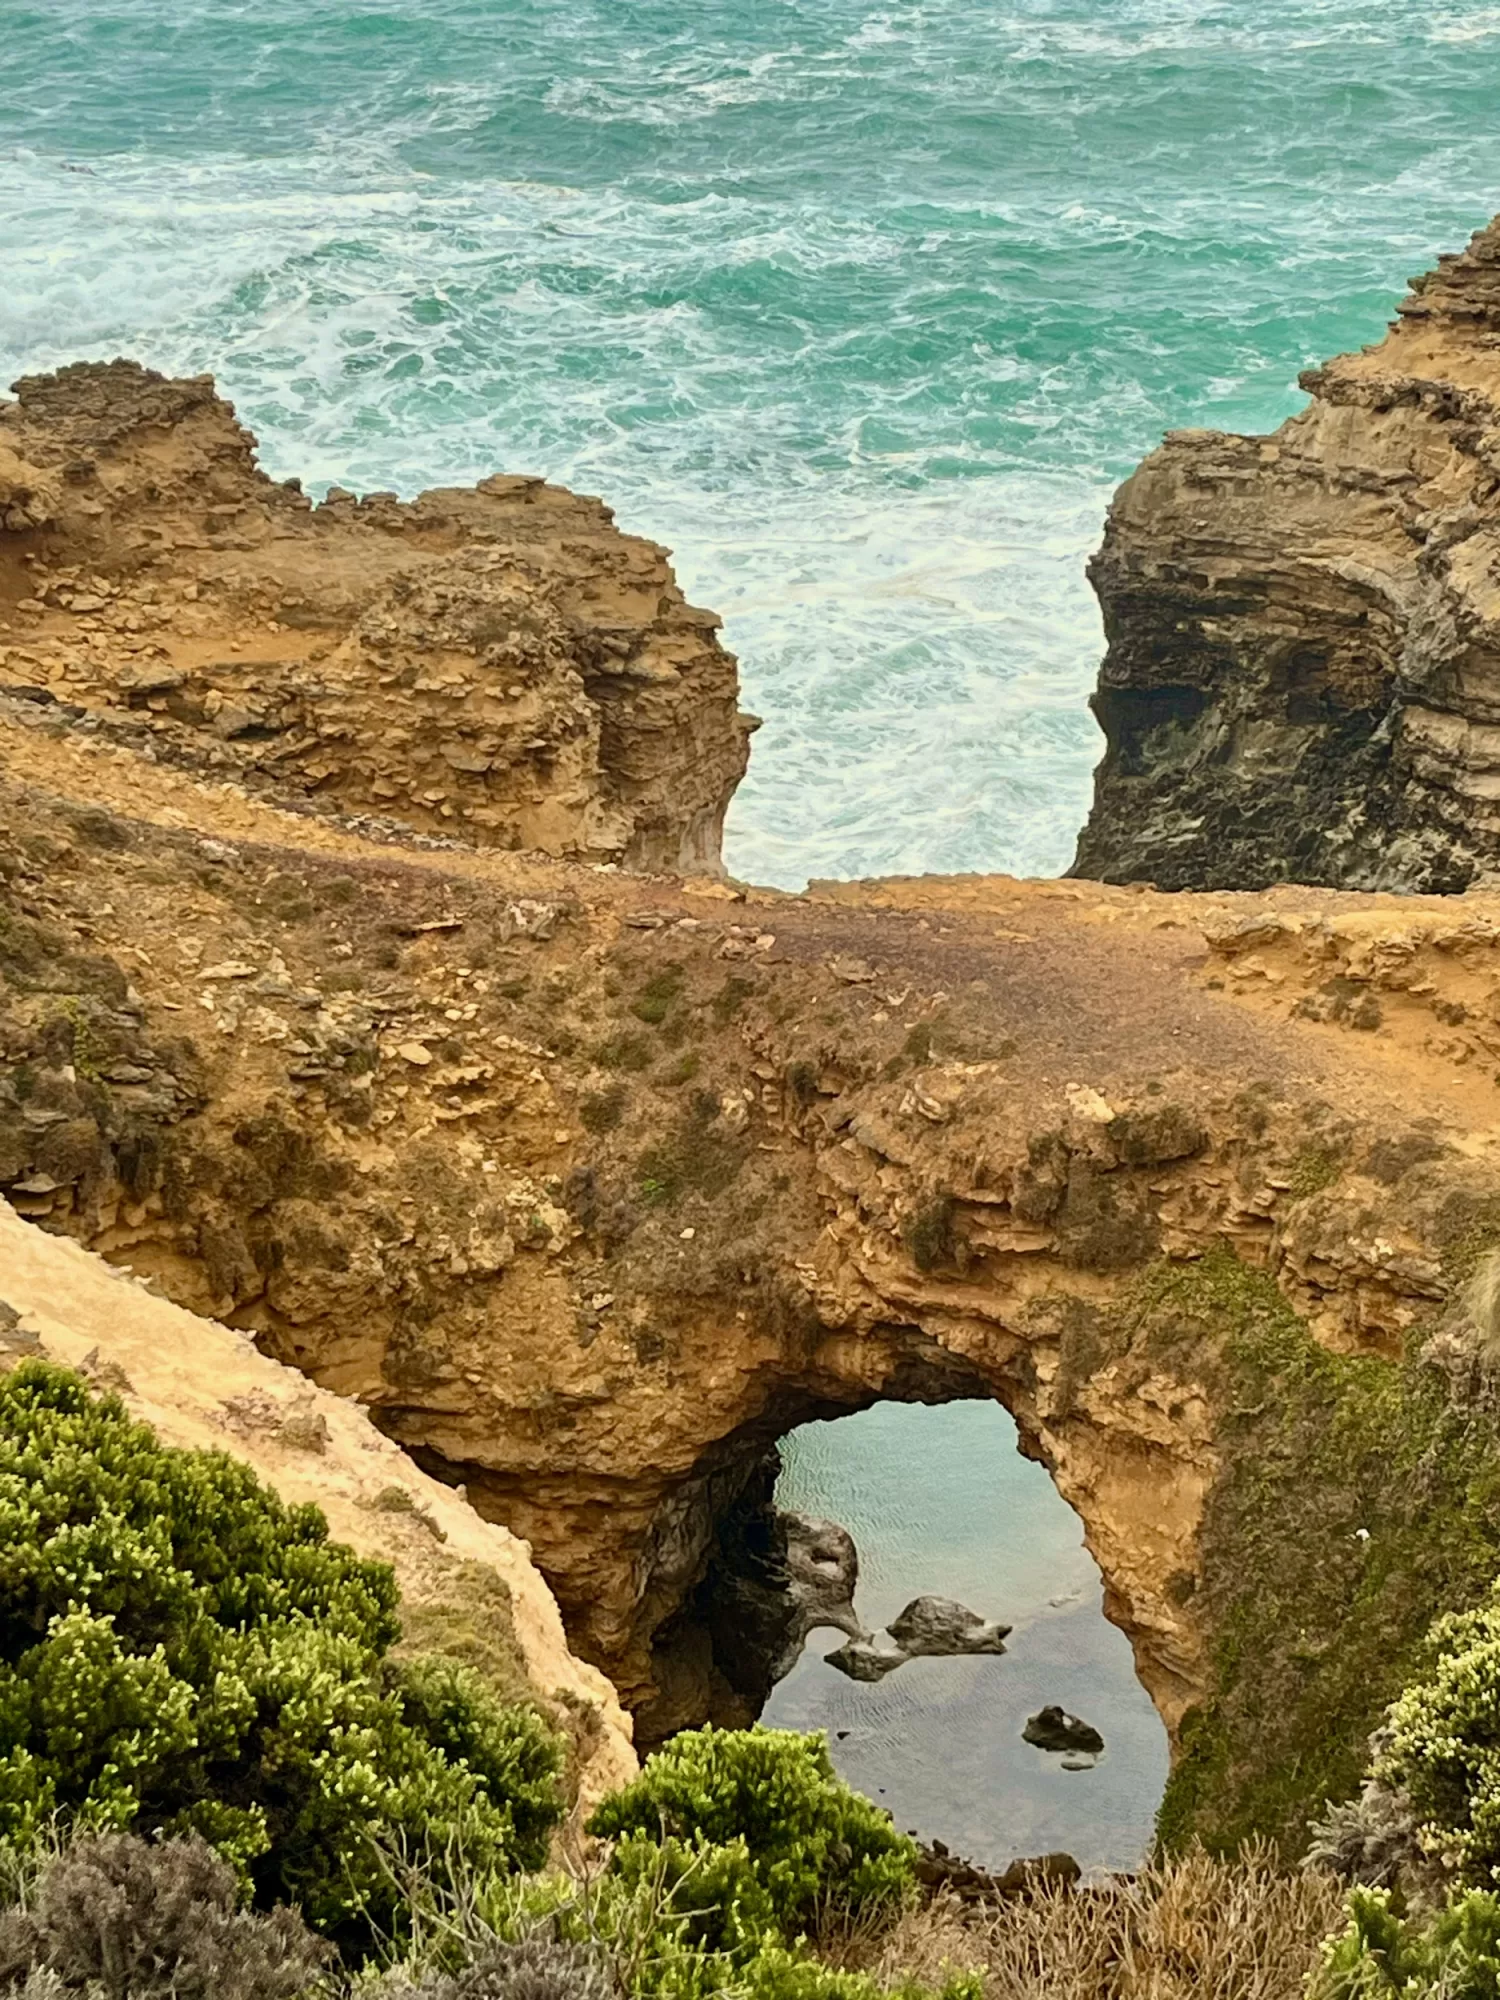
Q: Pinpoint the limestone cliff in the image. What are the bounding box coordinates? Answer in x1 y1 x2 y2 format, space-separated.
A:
10 363 1500 1859
0 361 753 869
1074 213 1500 893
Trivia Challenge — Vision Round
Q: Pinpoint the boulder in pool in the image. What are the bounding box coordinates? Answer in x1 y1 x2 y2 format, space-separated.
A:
1023 1705 1105 1756
823 1636 908 1682
887 1595 1012 1657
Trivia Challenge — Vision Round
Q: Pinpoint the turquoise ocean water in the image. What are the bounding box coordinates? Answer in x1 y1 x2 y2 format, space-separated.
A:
9 0 1500 1863
8 0 1500 885
766 1405 1169 1870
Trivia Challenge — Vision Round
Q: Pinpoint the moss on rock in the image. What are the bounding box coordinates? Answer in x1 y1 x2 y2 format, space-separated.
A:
1149 1250 1500 1857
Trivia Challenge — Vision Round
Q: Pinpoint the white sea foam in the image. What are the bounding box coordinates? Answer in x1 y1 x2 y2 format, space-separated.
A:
6 0 1500 891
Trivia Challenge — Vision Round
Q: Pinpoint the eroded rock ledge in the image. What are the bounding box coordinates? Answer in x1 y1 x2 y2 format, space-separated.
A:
1074 212 1500 893
9 359 1500 1859
0 360 753 870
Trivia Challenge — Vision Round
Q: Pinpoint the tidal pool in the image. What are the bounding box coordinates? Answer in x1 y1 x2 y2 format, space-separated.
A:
762 1400 1169 1871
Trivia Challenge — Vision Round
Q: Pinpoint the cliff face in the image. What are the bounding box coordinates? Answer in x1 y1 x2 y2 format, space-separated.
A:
1073 215 1500 894
10 361 1500 1857
0 361 753 870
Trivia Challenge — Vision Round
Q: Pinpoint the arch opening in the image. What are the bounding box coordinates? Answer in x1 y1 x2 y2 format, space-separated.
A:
668 1398 1171 1872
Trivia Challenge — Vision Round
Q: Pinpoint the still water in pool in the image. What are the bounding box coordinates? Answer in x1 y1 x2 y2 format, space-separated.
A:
762 1401 1169 1869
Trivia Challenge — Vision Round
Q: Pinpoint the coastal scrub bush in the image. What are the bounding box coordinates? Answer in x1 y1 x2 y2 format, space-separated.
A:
367 1860 976 2000
0 1831 328 2000
0 1362 561 1945
1311 1885 1500 2000
586 1727 916 1959
1376 1589 1500 1885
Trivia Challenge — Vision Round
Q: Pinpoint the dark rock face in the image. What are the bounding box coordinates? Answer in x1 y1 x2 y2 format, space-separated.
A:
825 1595 1011 1682
677 1459 870 1731
1024 1705 1105 1757
1072 216 1500 895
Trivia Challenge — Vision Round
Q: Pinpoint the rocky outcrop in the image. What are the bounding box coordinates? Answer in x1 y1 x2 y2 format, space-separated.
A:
0 361 753 869
0 1198 635 1820
681 1491 870 1718
825 1598 1011 1682
1073 214 1500 894
13 358 1500 1856
1024 1706 1105 1760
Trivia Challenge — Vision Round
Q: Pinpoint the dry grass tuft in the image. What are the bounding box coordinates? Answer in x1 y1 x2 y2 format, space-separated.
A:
852 1846 1344 2000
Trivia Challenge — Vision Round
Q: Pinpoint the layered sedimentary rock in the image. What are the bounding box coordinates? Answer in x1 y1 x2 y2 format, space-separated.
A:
1074 214 1500 893
11 683 1500 1831
0 361 752 869
11 359 1500 1857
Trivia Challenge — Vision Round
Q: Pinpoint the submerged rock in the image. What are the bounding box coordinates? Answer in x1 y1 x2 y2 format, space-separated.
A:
824 1636 908 1682
1024 1705 1105 1757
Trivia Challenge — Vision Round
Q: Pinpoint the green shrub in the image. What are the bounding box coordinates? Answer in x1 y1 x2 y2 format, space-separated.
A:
0 1831 328 2000
1312 1885 1500 2000
368 1857 973 2000
0 1363 561 1947
586 1728 915 1959
734 1945 979 2000
1377 1591 1500 1885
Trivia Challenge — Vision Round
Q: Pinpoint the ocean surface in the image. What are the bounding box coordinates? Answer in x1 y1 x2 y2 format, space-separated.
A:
8 0 1500 886
9 0 1500 1862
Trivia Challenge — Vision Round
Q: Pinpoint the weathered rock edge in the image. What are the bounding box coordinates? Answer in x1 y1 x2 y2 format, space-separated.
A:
0 359 754 871
1073 211 1500 894
0 1197 636 1818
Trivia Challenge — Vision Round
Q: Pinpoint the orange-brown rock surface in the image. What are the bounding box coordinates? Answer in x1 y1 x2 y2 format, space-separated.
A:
9 355 1500 1856
1074 215 1500 894
0 361 753 869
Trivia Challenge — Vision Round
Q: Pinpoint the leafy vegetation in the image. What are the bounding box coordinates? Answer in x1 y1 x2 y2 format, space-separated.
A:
372 1811 974 2000
0 1365 985 1997
588 1726 917 1961
0 1363 561 1947
1312 1887 1500 2000
1377 1587 1500 1885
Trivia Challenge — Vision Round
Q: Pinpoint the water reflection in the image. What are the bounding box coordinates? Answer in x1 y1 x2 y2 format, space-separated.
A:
761 1401 1168 1871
